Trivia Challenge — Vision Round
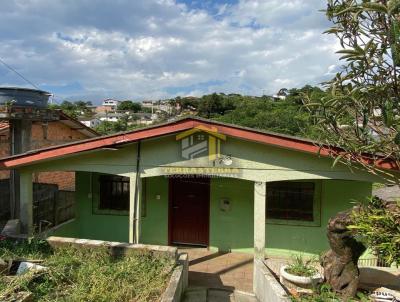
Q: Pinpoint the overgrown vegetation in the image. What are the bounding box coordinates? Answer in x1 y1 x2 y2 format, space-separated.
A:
304 0 400 179
171 87 326 139
94 119 144 135
285 254 318 278
49 101 94 118
349 197 400 266
0 239 174 302
290 284 371 302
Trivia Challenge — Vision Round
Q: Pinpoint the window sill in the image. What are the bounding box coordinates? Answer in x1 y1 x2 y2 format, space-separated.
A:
266 219 321 227
93 209 129 216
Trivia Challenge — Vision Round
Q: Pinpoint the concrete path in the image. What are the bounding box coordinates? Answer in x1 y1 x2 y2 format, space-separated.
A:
182 287 258 302
179 248 254 292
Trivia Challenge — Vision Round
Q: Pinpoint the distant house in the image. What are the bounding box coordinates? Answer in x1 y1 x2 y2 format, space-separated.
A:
142 100 153 108
95 99 120 113
133 112 154 126
97 112 125 123
102 98 120 108
142 100 172 114
79 117 101 128
137 116 153 126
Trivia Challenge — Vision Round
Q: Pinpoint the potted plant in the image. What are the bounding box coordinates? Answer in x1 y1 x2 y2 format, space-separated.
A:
280 254 323 291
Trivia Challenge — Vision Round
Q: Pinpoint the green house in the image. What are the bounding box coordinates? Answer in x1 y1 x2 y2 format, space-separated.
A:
0 117 396 259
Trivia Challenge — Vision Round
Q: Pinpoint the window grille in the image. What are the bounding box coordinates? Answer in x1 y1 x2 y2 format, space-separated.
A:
266 182 315 221
99 175 130 211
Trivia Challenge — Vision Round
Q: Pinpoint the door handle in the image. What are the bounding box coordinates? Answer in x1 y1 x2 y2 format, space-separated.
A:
173 206 179 209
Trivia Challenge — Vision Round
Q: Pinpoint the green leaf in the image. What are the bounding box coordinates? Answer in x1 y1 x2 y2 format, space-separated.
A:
323 28 343 34
332 154 344 168
388 0 400 14
336 49 362 55
362 2 388 14
335 6 360 16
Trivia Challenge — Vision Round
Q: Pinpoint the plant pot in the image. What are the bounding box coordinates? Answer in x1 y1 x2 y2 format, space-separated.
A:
279 265 323 291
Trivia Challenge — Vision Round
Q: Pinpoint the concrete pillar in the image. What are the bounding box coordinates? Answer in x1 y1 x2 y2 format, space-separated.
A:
254 181 266 259
129 174 141 244
10 119 32 219
135 177 142 244
19 171 33 236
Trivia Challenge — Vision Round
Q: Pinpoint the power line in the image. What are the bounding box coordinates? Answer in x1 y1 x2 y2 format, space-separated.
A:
0 57 40 90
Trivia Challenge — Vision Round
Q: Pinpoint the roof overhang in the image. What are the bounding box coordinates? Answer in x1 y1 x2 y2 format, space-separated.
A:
0 117 397 171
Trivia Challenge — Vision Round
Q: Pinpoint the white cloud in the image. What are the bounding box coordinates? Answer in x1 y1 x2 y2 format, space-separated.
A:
0 0 340 102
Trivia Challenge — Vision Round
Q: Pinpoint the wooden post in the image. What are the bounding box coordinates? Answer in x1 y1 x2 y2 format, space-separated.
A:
19 171 33 236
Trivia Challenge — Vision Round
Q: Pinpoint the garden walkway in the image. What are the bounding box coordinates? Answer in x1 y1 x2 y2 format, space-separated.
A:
179 248 259 301
180 248 254 292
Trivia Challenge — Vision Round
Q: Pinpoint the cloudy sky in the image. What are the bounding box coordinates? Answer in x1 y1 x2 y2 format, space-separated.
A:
0 0 339 103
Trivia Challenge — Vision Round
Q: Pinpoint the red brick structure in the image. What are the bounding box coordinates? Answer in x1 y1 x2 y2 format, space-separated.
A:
0 112 99 191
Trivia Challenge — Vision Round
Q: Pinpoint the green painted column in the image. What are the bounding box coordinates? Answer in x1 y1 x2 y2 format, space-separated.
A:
135 177 142 243
254 181 266 259
19 171 33 236
129 174 136 243
129 174 142 244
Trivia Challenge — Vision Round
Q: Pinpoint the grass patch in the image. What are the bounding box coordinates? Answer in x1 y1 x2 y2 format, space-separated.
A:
0 239 175 302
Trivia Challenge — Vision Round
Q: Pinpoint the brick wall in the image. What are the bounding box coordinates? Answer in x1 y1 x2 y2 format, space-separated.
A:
0 129 10 180
33 171 75 191
31 121 89 149
0 120 93 190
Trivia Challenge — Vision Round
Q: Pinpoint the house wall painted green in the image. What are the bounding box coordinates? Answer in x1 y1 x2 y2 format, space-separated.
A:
21 134 384 184
21 126 382 256
53 172 129 242
53 173 372 257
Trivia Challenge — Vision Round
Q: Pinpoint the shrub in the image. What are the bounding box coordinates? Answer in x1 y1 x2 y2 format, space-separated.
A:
349 197 400 266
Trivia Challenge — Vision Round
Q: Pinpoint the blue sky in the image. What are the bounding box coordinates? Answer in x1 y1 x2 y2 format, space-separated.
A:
0 0 339 103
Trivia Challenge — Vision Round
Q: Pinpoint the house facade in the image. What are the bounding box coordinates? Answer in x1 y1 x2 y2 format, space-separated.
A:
0 117 397 259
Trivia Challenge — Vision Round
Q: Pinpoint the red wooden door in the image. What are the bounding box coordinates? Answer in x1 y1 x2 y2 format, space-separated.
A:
169 177 210 246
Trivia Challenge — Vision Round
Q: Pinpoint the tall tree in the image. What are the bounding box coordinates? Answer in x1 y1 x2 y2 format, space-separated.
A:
198 93 224 118
307 0 400 181
307 1 400 297
117 101 142 112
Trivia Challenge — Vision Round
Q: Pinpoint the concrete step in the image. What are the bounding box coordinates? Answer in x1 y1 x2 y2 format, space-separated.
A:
182 288 258 302
182 288 208 302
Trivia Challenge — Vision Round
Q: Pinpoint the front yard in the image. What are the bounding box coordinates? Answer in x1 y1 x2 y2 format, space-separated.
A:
0 238 175 302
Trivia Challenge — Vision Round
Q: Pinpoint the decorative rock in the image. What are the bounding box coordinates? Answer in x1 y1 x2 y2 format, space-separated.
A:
320 210 366 299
